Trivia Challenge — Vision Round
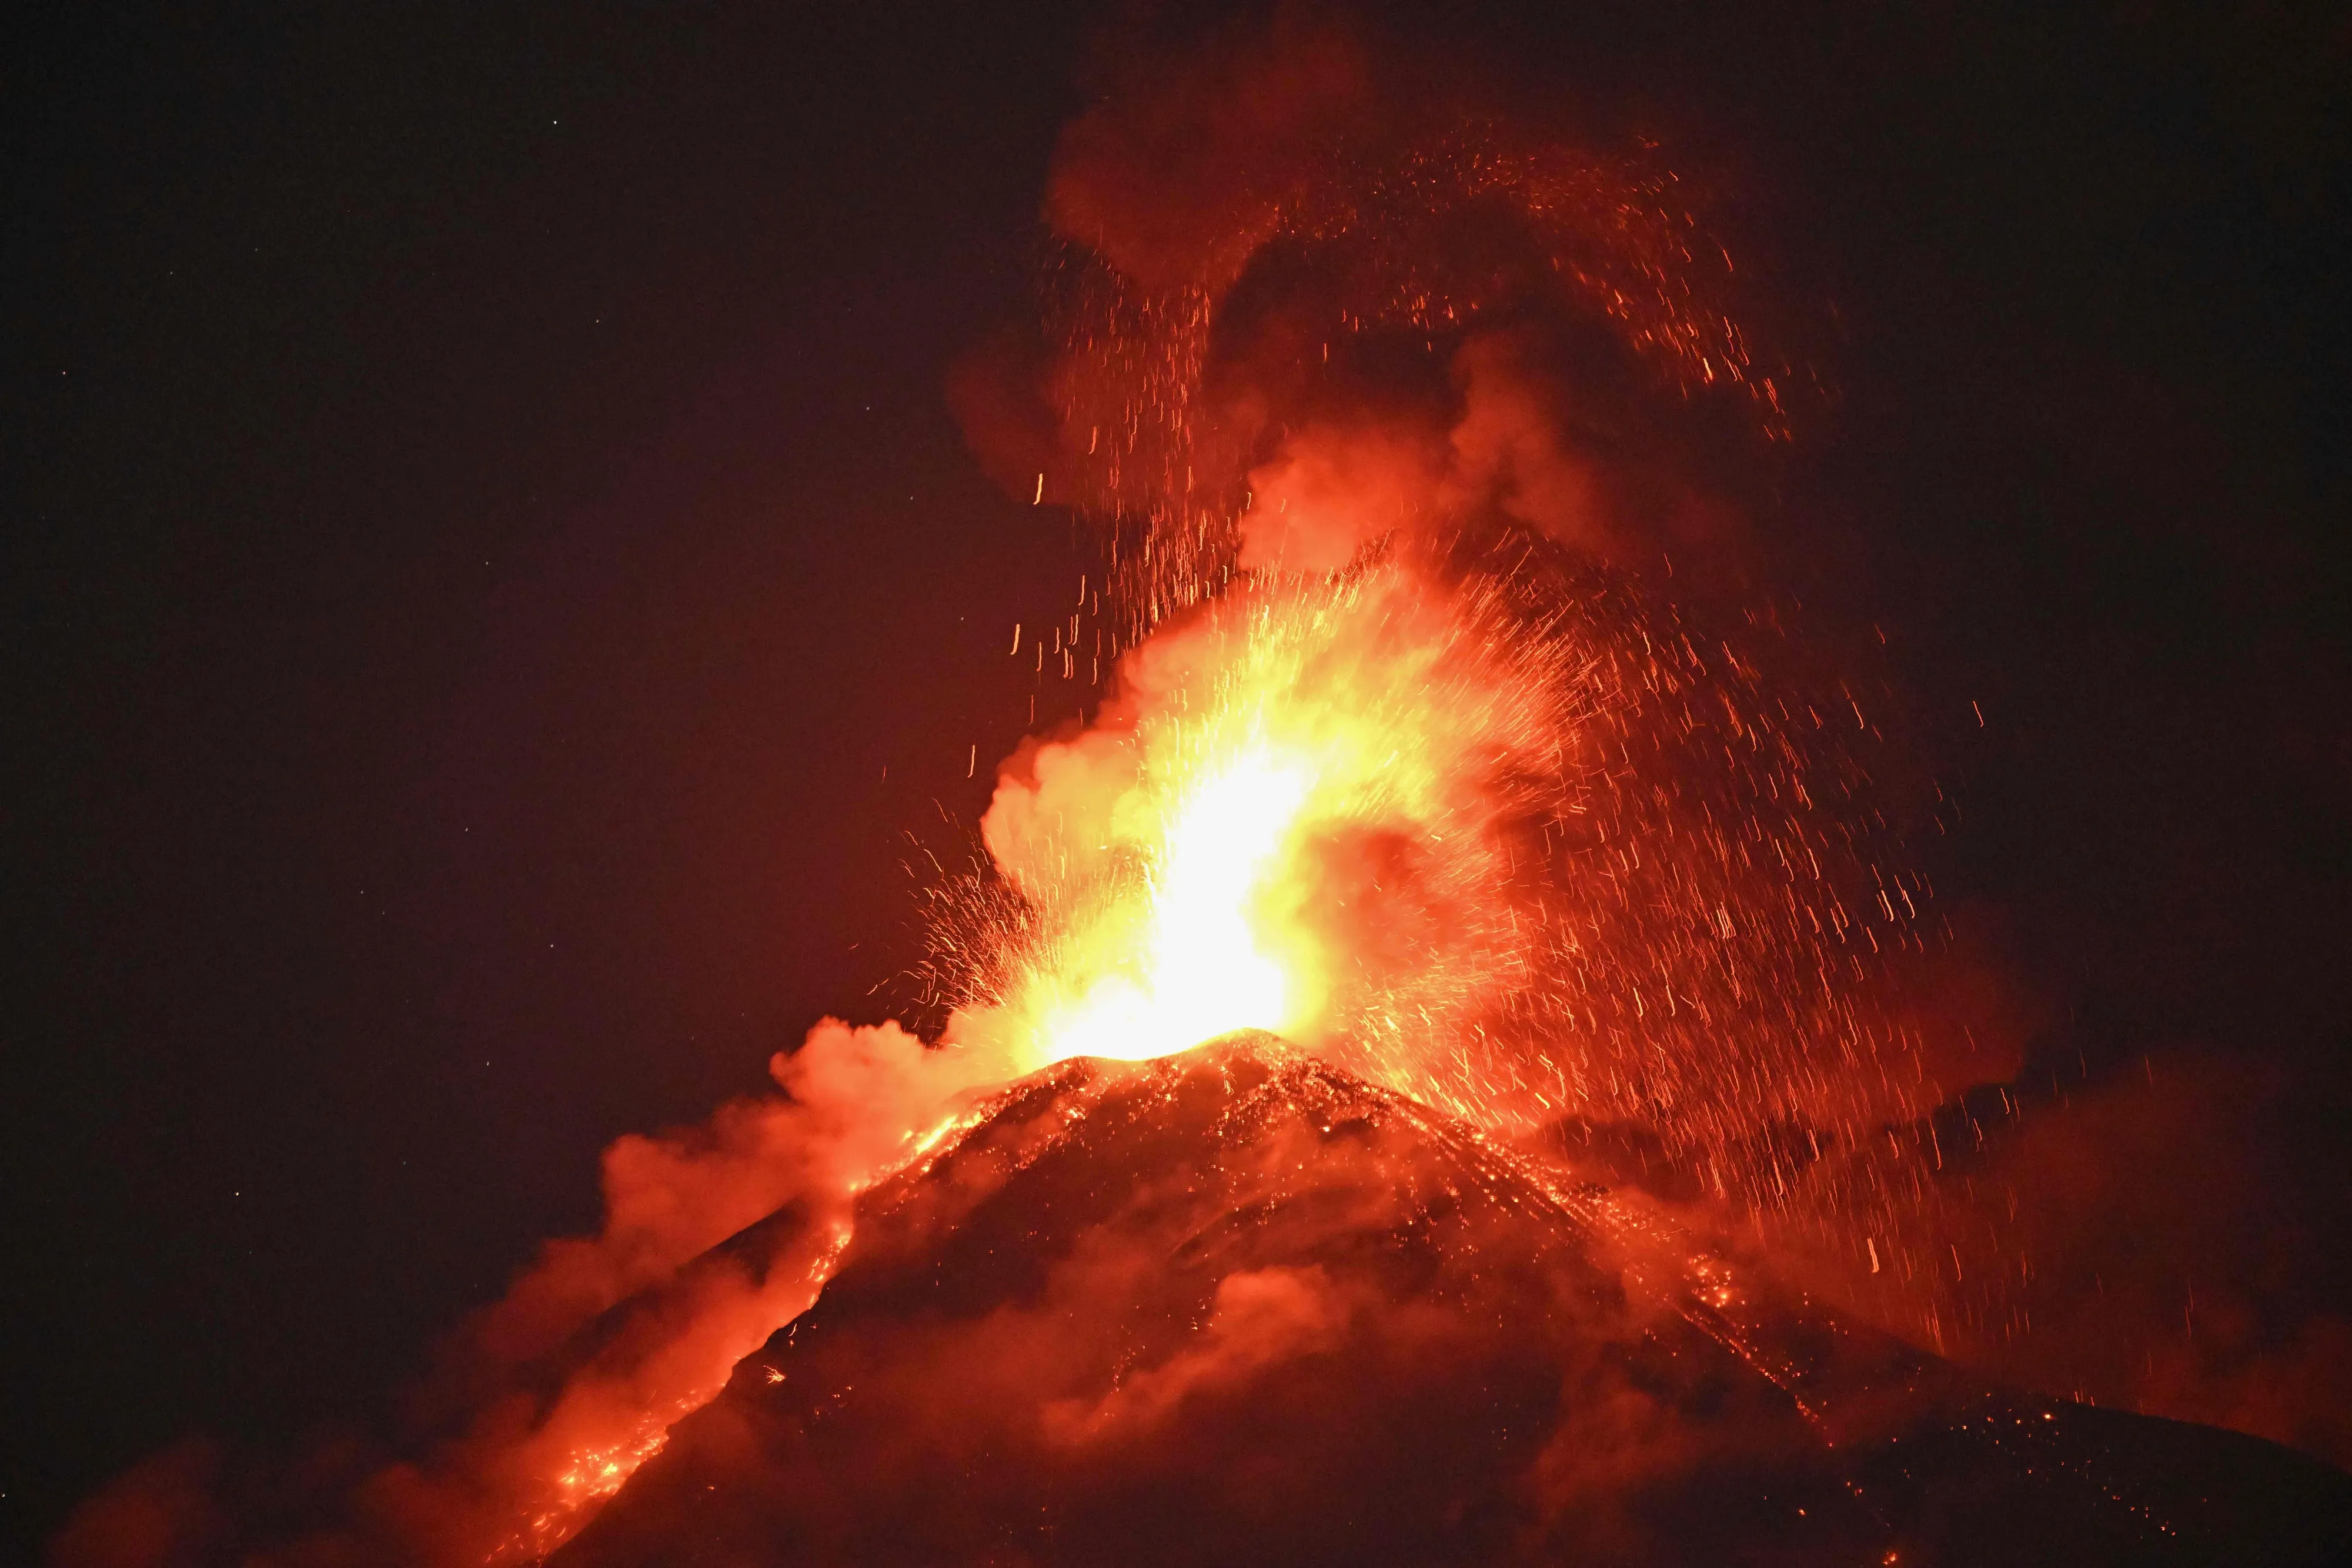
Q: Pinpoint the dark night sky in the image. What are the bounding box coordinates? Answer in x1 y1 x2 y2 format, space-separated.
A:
5 3 2347 1560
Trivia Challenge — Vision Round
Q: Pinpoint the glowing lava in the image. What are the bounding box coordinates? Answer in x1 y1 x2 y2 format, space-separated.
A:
948 569 1585 1109
1025 743 1312 1064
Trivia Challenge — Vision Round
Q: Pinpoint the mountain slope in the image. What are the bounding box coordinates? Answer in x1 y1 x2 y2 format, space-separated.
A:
555 1035 2352 1567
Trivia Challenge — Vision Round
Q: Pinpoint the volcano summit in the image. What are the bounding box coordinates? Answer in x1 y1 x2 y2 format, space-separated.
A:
552 1036 2350 1568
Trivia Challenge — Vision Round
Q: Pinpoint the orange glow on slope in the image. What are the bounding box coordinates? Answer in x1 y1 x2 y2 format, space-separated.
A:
485 1219 853 1565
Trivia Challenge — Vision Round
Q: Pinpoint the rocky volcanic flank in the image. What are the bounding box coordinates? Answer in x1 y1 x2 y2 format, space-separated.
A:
553 1035 2351 1567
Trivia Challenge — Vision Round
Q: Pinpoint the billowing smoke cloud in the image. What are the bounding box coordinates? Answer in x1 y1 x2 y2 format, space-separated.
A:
1240 329 1752 571
957 9 1796 613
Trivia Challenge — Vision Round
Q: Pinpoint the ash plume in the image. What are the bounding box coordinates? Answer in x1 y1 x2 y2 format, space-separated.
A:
958 8 1801 612
949 4 1953 1233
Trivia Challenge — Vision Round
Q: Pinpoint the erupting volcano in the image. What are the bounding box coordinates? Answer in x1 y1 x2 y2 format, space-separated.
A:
46 12 2352 1568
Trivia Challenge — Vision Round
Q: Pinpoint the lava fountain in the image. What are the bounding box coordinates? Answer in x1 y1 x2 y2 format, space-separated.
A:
954 564 1601 1113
